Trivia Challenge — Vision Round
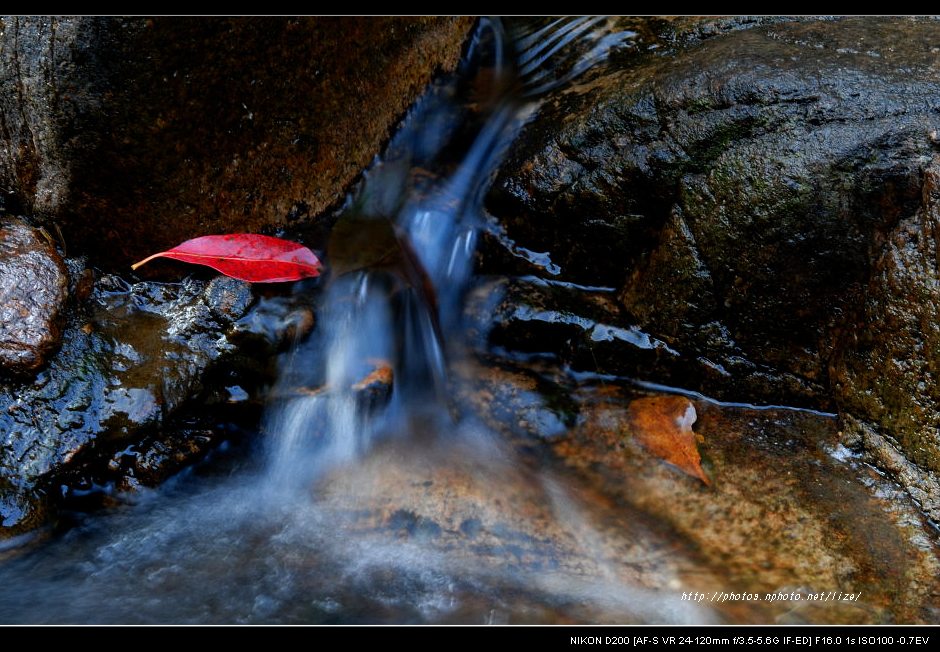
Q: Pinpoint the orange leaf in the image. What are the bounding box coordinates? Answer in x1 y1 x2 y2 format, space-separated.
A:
627 395 710 486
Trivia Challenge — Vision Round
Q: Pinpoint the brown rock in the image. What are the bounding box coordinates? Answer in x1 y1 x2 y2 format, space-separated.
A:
551 382 940 624
832 158 940 520
0 16 474 268
0 218 68 374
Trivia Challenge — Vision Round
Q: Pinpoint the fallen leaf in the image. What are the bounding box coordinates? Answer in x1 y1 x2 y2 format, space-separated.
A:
627 395 710 485
131 234 322 282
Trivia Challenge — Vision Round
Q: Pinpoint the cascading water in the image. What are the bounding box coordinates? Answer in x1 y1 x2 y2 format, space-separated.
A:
265 17 631 488
0 18 721 625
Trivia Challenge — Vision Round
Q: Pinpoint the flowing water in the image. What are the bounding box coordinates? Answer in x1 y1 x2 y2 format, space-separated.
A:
1 18 939 624
263 18 620 491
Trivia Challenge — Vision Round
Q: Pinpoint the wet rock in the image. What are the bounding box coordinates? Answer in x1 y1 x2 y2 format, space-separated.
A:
352 362 394 412
488 17 940 404
108 426 214 491
312 434 727 624
449 351 940 621
448 355 940 622
451 356 576 443
300 364 940 623
549 381 940 624
0 16 473 268
0 218 68 375
832 159 940 520
486 17 940 510
468 276 816 404
0 273 309 535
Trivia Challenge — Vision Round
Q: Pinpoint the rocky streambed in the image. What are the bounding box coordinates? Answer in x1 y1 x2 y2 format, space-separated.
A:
1 16 940 625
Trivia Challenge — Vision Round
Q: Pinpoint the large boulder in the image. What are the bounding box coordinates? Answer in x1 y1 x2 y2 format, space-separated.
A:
485 18 940 514
0 16 473 267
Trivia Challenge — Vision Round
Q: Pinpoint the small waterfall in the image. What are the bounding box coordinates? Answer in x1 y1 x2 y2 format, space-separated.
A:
0 18 728 626
264 17 633 488
266 273 396 489
0 19 917 627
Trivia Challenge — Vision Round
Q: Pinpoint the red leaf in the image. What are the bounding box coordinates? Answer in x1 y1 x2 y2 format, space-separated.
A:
131 234 322 283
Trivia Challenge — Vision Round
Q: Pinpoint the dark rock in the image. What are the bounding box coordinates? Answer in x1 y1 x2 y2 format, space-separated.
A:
0 218 68 375
486 17 940 510
482 276 685 379
490 17 940 386
352 362 394 413
108 426 214 491
0 272 310 535
451 353 577 443
468 274 818 406
0 16 473 268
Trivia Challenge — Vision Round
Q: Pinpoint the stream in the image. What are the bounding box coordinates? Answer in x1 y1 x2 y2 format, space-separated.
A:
1 17 939 625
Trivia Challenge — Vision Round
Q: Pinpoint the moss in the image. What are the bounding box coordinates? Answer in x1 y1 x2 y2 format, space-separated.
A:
683 96 716 115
